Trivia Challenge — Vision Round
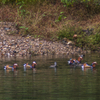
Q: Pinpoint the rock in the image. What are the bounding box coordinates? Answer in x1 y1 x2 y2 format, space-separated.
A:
73 34 77 38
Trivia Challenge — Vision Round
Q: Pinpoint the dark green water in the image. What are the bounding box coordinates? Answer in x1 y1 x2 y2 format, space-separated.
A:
0 53 100 100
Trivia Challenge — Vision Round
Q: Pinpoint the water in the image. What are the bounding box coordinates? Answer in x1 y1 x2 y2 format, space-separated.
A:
0 53 100 100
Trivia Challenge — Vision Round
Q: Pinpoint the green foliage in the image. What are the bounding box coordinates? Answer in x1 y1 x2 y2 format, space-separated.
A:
61 0 75 7
19 26 28 30
55 11 66 22
0 0 46 5
74 33 100 50
1 0 100 8
57 26 100 51
16 1 27 17
61 0 100 7
57 26 75 40
2 0 7 4
94 33 100 44
19 26 29 35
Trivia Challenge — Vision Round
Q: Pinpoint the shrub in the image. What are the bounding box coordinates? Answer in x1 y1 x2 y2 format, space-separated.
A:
57 26 76 40
94 33 100 44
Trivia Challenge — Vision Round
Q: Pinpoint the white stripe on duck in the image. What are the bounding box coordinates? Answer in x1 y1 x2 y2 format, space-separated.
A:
81 62 97 71
4 63 18 71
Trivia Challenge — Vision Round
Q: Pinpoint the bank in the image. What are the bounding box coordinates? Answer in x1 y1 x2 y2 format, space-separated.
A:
0 22 86 57
0 0 100 56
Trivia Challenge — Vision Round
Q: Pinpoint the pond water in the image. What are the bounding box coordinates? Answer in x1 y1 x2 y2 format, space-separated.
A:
0 53 100 100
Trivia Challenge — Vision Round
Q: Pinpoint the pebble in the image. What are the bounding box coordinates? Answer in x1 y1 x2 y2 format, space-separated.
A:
0 22 87 57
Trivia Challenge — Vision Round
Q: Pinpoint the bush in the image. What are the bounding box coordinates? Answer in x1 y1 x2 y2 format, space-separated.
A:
57 26 76 40
57 25 100 51
94 33 100 44
0 0 59 5
61 0 99 7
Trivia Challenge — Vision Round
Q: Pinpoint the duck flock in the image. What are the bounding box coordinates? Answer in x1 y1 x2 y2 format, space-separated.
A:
68 55 97 71
4 61 37 72
4 61 58 73
3 55 97 73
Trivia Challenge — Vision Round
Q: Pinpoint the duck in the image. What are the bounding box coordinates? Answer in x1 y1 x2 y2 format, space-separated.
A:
68 55 83 66
74 55 83 64
23 63 32 69
68 58 75 65
23 61 37 71
81 62 97 71
50 62 57 72
4 63 18 71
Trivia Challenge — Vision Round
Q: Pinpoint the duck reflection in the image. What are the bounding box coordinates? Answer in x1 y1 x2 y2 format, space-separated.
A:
4 68 18 76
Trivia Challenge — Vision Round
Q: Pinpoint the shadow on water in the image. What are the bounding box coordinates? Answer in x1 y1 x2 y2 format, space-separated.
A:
0 53 100 99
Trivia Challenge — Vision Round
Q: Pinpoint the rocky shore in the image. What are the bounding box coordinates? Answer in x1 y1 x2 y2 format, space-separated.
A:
0 22 87 57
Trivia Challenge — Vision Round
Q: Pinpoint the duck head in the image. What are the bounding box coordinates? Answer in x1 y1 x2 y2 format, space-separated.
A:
78 56 83 63
70 59 74 63
32 61 37 65
13 63 18 69
91 62 97 68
